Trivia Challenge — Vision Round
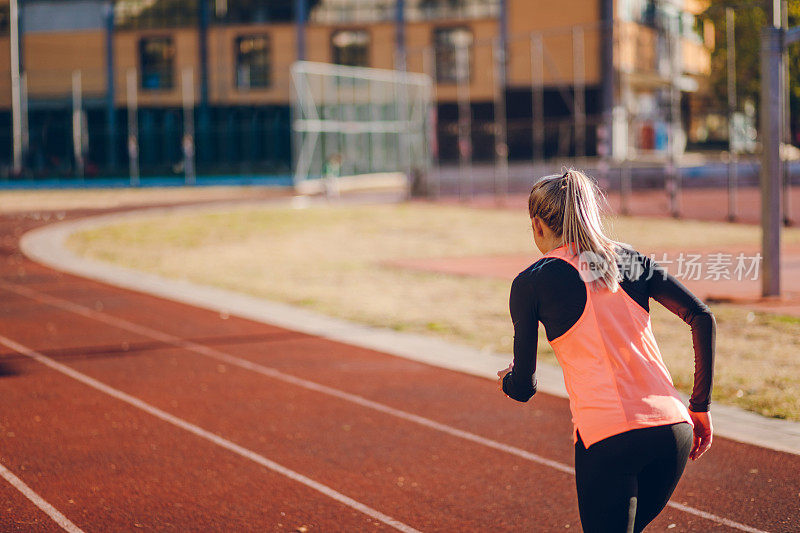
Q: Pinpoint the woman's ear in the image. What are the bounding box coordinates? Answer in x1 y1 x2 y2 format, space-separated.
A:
532 217 544 238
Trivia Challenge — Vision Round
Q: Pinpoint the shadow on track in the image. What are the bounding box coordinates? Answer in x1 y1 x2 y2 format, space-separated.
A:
0 360 20 376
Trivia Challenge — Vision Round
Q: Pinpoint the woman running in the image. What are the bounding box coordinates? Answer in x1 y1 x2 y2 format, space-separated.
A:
497 169 715 533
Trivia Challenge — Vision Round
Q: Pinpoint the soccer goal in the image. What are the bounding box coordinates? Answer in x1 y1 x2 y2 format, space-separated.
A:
290 61 433 196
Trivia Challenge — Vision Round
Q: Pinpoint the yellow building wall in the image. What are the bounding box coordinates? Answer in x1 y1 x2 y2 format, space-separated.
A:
304 24 331 63
207 19 500 105
369 23 398 70
0 37 9 107
617 23 710 79
0 0 712 109
403 23 429 75
24 30 107 99
617 21 658 75
506 0 602 87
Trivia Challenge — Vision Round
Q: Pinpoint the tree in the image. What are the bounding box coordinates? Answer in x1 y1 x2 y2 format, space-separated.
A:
703 0 800 143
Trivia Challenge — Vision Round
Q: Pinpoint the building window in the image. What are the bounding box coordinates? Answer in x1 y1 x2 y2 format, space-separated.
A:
640 0 657 27
139 37 175 90
434 27 473 84
331 30 370 67
235 35 271 89
0 4 9 35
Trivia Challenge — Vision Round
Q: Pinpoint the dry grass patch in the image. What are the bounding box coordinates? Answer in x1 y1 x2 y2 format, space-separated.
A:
68 202 800 420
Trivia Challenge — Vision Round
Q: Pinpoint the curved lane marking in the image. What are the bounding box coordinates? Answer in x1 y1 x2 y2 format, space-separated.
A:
0 280 771 533
0 334 419 533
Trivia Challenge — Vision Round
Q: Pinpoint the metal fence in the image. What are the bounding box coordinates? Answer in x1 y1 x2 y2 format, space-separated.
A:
1 64 295 184
1 17 797 227
404 22 609 202
398 20 796 225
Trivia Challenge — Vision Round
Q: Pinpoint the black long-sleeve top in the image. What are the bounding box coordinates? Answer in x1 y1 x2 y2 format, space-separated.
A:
502 246 715 412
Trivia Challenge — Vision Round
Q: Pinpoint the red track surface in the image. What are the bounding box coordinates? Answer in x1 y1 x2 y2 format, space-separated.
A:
1 204 799 532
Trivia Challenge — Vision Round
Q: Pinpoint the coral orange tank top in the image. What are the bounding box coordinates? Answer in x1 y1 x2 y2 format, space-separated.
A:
543 244 693 448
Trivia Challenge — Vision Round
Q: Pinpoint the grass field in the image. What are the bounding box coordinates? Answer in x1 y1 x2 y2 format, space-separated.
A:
67 202 800 421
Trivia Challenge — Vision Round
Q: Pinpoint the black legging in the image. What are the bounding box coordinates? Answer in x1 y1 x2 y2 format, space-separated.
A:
574 422 693 533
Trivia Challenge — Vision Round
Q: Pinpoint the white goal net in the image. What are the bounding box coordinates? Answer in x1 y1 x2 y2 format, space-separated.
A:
290 61 433 194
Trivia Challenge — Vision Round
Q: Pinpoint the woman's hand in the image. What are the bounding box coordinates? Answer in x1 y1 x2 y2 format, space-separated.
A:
688 410 713 461
497 363 513 390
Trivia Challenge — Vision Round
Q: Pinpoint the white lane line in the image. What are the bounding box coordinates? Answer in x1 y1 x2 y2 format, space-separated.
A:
0 281 771 533
0 334 419 533
668 503 769 533
0 279 574 477
0 461 85 533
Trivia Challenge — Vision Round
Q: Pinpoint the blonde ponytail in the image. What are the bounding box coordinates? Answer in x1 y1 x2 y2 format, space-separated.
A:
528 169 622 291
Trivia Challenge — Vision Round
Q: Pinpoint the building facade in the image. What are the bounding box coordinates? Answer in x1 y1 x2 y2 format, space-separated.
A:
0 0 713 180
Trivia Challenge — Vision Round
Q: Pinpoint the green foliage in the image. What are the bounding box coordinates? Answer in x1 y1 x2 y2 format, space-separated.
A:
703 1 800 140
703 2 764 108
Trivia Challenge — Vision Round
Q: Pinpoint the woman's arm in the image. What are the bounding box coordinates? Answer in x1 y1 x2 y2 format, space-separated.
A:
647 258 716 460
500 275 539 402
647 261 716 413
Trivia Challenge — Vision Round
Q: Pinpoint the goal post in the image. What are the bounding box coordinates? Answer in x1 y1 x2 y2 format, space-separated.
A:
290 61 433 195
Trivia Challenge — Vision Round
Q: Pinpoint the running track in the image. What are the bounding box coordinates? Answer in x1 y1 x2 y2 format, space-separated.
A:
1 203 798 532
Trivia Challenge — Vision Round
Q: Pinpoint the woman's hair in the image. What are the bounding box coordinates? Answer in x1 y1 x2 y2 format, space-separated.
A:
528 168 622 291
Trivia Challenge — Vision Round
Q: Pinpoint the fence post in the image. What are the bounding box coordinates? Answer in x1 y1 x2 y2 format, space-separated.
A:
197 0 210 169
366 77 375 174
455 40 473 201
666 15 681 218
9 0 23 176
182 67 196 185
126 68 140 186
600 1 614 169
782 0 793 226
573 26 585 161
760 25 783 297
621 160 631 216
394 0 406 72
492 36 509 203
72 70 85 179
105 1 117 172
21 72 28 161
348 76 357 176
295 0 307 61
423 46 441 198
530 34 544 162
726 7 738 222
